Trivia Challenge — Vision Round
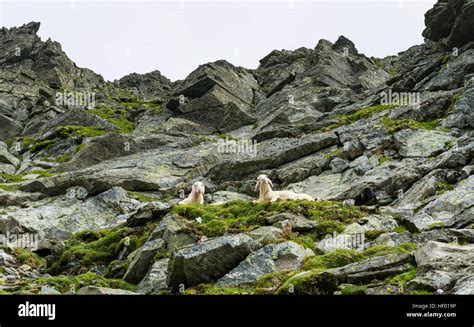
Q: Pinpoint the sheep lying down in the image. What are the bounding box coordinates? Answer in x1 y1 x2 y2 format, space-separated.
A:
253 174 317 203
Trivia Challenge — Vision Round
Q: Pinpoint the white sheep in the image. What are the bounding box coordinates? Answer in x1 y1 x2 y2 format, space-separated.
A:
253 174 316 203
179 181 205 205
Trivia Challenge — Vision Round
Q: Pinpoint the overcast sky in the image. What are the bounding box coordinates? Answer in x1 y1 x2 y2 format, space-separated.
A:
1 0 437 82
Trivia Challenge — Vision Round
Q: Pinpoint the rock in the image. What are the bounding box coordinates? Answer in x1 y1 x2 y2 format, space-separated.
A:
343 214 399 234
407 241 474 292
450 274 474 295
2 186 138 239
216 241 313 287
208 191 253 204
329 253 415 285
330 157 349 173
405 176 474 231
123 239 165 284
395 129 454 158
166 234 257 290
0 249 16 266
444 79 474 129
149 213 197 252
126 201 171 227
39 286 61 294
137 259 169 294
0 142 20 166
65 186 89 200
246 226 283 244
76 286 137 295
265 212 317 232
0 163 16 174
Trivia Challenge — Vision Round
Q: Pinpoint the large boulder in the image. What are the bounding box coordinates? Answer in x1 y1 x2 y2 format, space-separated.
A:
216 241 314 287
166 234 257 290
405 176 474 231
408 241 474 292
167 60 261 132
137 259 170 294
123 239 166 284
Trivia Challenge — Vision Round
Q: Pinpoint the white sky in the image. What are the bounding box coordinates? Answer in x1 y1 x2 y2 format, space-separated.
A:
0 0 437 82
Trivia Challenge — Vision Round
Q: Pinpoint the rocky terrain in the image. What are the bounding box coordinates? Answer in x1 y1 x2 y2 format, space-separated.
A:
0 0 472 295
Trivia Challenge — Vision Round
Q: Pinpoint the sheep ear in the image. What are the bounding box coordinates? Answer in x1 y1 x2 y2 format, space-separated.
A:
268 179 274 187
255 181 259 191
202 184 205 195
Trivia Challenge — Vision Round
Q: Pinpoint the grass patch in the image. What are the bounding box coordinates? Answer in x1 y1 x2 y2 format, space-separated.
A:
89 107 135 133
0 184 20 192
302 249 365 271
47 224 154 276
380 118 448 134
385 265 417 290
337 104 396 125
362 243 417 257
127 191 161 203
37 272 136 293
185 284 251 295
172 200 367 238
56 125 107 138
340 284 368 295
435 182 454 195
4 247 46 269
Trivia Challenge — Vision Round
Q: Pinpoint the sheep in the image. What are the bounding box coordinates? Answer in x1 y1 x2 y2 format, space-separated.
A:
179 181 205 205
253 174 317 203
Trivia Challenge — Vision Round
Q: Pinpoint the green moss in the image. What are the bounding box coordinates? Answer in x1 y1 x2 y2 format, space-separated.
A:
255 271 295 289
302 249 365 271
185 283 251 295
0 184 20 192
380 118 447 134
89 107 135 133
173 200 367 238
337 104 396 125
56 125 107 138
435 182 454 195
47 224 154 275
362 243 417 257
277 269 338 295
394 226 408 233
340 284 368 295
365 229 387 241
447 93 462 113
289 235 315 250
410 289 433 295
4 247 46 269
313 220 346 239
324 148 343 159
37 272 136 293
127 191 161 203
54 153 72 163
0 173 25 183
386 265 417 289
427 222 445 230
30 140 55 153
378 156 391 165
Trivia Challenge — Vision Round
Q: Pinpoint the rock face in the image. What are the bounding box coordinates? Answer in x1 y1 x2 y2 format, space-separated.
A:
408 241 474 292
216 242 314 287
0 0 473 295
166 234 257 290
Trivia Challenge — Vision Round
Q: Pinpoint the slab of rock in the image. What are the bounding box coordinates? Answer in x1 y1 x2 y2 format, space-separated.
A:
166 233 257 290
246 226 283 244
216 241 314 287
395 129 454 158
76 286 137 295
124 239 165 284
407 241 474 292
137 259 169 294
266 212 317 232
149 213 197 252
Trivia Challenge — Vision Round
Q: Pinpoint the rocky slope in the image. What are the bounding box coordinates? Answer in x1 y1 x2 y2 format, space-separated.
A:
0 0 472 295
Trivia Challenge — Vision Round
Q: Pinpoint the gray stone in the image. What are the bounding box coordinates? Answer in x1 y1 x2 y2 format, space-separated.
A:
216 241 314 287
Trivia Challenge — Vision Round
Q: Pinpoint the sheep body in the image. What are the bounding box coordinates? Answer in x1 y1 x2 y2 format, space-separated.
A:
254 175 316 203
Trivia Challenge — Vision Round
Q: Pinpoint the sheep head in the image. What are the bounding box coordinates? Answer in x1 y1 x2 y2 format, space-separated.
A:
255 174 273 192
192 181 205 195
